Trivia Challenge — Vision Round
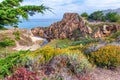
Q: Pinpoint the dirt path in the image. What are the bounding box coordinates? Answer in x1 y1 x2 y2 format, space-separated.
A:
92 68 120 80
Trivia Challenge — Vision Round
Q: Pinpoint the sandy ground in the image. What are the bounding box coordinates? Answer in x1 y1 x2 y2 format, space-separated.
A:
12 29 48 51
13 44 41 51
13 36 47 51
91 68 120 80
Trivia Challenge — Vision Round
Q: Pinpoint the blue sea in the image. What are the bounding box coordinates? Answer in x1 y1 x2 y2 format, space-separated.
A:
7 19 60 29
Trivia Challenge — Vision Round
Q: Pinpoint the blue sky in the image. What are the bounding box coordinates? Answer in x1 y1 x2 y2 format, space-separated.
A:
1 0 120 19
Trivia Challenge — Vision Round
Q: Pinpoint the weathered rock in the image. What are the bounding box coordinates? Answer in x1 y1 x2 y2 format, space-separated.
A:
31 27 45 37
31 13 120 41
31 13 92 41
93 24 120 38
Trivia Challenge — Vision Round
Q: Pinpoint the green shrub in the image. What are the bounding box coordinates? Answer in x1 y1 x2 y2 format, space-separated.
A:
28 46 92 79
0 50 30 78
105 31 120 42
88 45 120 69
105 12 120 22
71 38 98 46
89 11 104 21
66 53 92 74
13 31 20 40
81 12 89 19
0 26 7 30
0 45 92 79
46 53 92 80
110 31 120 38
27 46 91 66
0 38 15 47
46 39 73 48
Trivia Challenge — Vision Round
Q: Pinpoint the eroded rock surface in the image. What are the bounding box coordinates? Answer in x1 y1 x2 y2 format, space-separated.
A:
31 13 92 41
93 24 120 38
32 13 120 41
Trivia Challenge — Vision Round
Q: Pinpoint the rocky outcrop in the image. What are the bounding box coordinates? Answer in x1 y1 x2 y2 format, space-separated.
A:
93 24 120 38
31 27 46 38
31 13 92 41
31 13 120 41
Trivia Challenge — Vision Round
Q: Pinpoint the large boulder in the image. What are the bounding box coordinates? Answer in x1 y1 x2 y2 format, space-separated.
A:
31 13 92 41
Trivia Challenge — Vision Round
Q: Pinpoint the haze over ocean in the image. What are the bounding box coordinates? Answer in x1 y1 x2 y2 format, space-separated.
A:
7 19 60 29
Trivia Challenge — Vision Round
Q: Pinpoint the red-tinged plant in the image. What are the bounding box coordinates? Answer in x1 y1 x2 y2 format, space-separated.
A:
5 67 39 80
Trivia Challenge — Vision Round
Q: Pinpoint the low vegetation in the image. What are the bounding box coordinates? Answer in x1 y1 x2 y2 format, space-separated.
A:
45 39 73 48
110 31 120 38
0 45 92 79
0 38 15 47
13 30 20 40
71 38 98 46
81 11 120 22
88 45 120 69
0 50 30 78
104 31 120 42
5 67 38 80
0 37 120 79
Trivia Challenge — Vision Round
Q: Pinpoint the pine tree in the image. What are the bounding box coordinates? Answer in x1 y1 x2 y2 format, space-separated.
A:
0 0 49 29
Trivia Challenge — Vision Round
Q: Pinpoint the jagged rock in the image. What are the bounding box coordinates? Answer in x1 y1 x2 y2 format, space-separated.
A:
31 27 45 37
31 13 92 41
93 24 120 38
31 13 120 41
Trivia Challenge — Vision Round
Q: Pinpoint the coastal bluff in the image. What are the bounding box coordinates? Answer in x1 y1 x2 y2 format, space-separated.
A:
31 13 92 41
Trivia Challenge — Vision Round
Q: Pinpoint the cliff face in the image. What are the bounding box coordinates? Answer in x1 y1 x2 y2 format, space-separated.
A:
31 13 92 41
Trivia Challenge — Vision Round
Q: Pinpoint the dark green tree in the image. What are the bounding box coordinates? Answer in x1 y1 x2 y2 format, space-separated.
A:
89 11 104 21
105 12 120 22
0 0 49 29
81 12 88 19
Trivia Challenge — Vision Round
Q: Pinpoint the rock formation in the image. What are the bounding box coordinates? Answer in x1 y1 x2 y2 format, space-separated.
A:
31 13 92 41
93 24 120 38
31 13 120 41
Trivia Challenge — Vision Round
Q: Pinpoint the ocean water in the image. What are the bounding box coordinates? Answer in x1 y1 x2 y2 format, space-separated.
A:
7 19 60 29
